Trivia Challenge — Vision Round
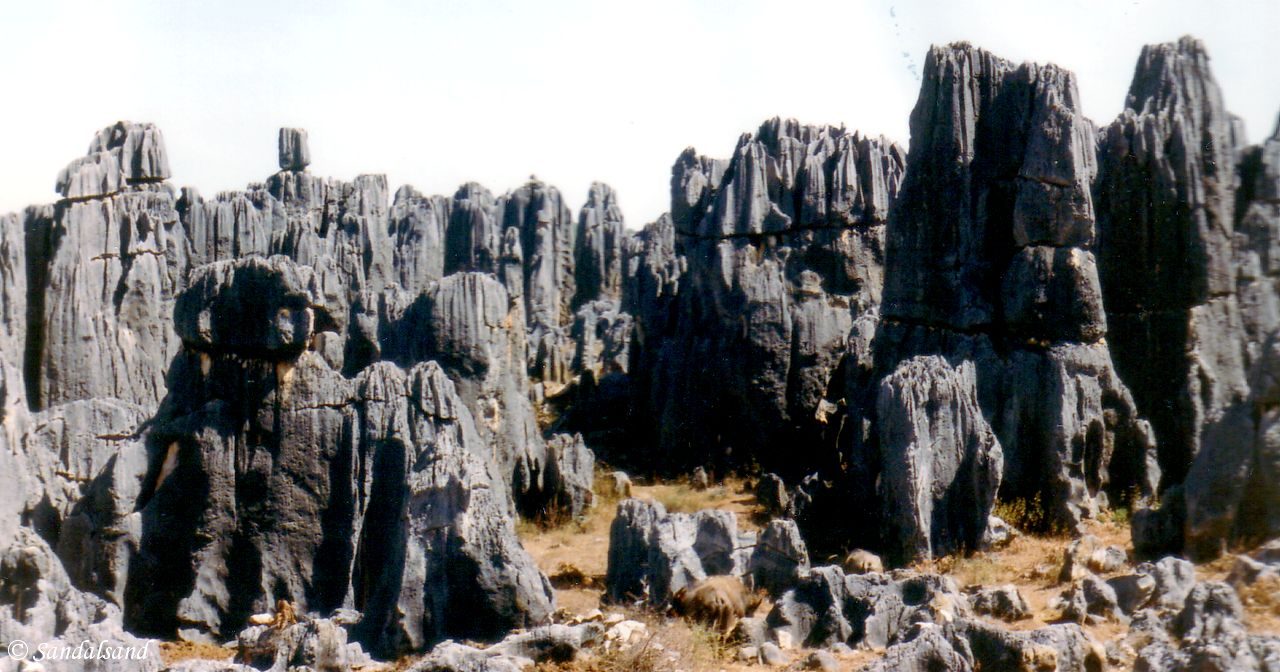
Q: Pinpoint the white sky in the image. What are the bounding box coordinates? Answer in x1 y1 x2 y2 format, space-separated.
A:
2 0 1277 227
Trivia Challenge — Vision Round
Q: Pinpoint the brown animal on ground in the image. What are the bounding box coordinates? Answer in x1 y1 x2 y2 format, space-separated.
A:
842 549 884 574
271 599 297 629
248 599 297 629
670 576 763 635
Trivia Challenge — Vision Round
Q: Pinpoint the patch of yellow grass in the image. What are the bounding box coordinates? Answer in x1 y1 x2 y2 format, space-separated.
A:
159 640 233 666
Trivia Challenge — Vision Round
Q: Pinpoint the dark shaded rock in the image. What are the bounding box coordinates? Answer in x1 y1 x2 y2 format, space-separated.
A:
56 436 150 607
278 128 311 171
574 182 627 306
968 585 1030 621
861 625 973 672
1132 486 1187 559
755 473 790 517
1108 572 1158 614
627 118 905 476
237 617 372 672
876 356 1002 563
604 498 666 604
749 520 811 596
127 257 552 654
1058 575 1127 625
0 526 161 672
539 433 595 520
173 255 323 357
1095 36 1250 489
1059 534 1127 583
958 619 1106 672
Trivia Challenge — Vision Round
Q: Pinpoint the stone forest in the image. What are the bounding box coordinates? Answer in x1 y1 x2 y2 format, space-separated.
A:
1 36 1278 672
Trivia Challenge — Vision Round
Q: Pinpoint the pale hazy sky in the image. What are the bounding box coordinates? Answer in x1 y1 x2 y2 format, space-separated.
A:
2 0 1278 227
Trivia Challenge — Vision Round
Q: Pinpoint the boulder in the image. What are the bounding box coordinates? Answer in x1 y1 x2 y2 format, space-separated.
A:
968 585 1030 621
755 473 790 517
1057 575 1127 625
749 520 811 596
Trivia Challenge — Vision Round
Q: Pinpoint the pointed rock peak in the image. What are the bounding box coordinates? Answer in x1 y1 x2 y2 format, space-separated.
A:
454 181 494 203
584 181 618 208
278 127 311 171
1125 35 1221 115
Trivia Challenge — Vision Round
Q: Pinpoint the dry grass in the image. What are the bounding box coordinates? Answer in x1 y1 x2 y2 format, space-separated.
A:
1237 574 1280 633
532 609 753 672
159 640 234 665
518 468 766 617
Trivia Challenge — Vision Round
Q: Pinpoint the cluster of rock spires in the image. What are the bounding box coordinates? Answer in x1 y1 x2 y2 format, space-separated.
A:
0 32 1278 670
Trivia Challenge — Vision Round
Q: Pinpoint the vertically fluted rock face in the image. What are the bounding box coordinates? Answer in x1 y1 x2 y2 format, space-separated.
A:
1234 117 1280 367
1096 36 1249 487
1093 38 1280 560
126 257 553 652
395 272 548 507
627 118 905 474
31 122 185 412
501 179 578 338
278 127 311 171
847 44 1159 540
575 181 627 307
876 356 1003 564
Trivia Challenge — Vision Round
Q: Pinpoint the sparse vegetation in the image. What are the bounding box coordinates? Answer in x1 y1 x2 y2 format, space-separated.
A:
993 493 1069 537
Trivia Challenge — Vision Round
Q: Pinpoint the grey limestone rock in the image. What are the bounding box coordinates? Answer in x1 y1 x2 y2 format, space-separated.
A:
860 625 973 672
628 118 905 477
603 500 765 606
539 433 595 520
278 128 311 171
126 257 552 655
1096 36 1252 496
958 619 1107 672
876 356 1002 564
841 41 1160 546
749 519 811 597
766 566 969 650
237 617 371 672
0 526 161 672
1058 575 1128 625
604 498 665 604
754 473 790 517
968 585 1030 621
